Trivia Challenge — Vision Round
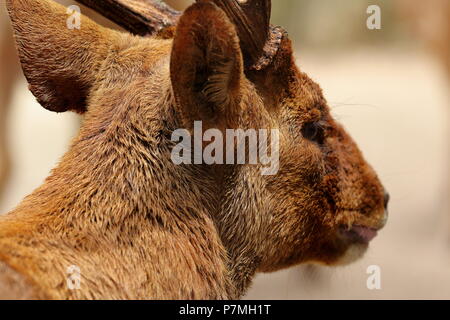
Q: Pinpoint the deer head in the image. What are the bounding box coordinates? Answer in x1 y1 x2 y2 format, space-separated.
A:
4 0 389 298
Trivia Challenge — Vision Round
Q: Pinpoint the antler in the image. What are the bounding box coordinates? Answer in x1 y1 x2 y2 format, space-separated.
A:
208 0 283 70
76 0 180 36
76 0 282 70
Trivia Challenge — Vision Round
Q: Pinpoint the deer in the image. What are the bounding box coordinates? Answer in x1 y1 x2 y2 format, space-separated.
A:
0 0 389 299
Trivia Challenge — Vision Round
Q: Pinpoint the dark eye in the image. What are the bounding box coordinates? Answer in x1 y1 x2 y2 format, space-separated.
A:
301 122 325 145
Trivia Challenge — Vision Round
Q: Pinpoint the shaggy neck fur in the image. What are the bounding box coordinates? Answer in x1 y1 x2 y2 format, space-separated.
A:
0 44 265 299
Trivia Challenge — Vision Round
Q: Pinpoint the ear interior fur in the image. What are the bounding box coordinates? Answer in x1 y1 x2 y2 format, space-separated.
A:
170 1 244 128
6 0 113 113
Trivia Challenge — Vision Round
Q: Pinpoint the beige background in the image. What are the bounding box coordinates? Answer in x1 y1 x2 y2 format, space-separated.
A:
0 0 449 299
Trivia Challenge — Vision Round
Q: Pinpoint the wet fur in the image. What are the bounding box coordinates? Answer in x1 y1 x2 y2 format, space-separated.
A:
0 0 387 299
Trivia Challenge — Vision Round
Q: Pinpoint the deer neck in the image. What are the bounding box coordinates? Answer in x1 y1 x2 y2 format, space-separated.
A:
0 62 261 298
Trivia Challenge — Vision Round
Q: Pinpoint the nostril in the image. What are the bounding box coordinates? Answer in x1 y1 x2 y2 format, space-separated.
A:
384 192 390 209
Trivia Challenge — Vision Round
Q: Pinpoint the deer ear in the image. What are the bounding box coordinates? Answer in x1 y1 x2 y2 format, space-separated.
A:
6 0 113 113
170 1 244 129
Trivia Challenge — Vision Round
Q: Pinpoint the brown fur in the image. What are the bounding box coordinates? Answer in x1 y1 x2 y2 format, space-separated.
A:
0 0 387 299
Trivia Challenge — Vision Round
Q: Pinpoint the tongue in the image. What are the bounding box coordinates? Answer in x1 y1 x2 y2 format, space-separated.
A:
352 225 378 242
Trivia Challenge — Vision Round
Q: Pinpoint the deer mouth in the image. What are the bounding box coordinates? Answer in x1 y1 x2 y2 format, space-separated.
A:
339 225 378 244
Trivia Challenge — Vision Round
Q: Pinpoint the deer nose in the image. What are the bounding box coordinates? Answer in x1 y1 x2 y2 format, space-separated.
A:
384 192 390 210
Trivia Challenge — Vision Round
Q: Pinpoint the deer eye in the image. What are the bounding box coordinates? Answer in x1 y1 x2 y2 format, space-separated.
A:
302 122 325 145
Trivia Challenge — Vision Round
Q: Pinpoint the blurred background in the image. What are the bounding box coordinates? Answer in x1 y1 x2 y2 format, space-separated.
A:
0 0 449 299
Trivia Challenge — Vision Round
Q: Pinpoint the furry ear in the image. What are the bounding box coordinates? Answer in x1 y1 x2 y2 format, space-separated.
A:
6 0 114 113
170 1 244 129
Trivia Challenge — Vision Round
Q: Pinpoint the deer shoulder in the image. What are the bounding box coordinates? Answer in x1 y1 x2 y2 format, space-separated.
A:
2 0 390 299
0 261 40 299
